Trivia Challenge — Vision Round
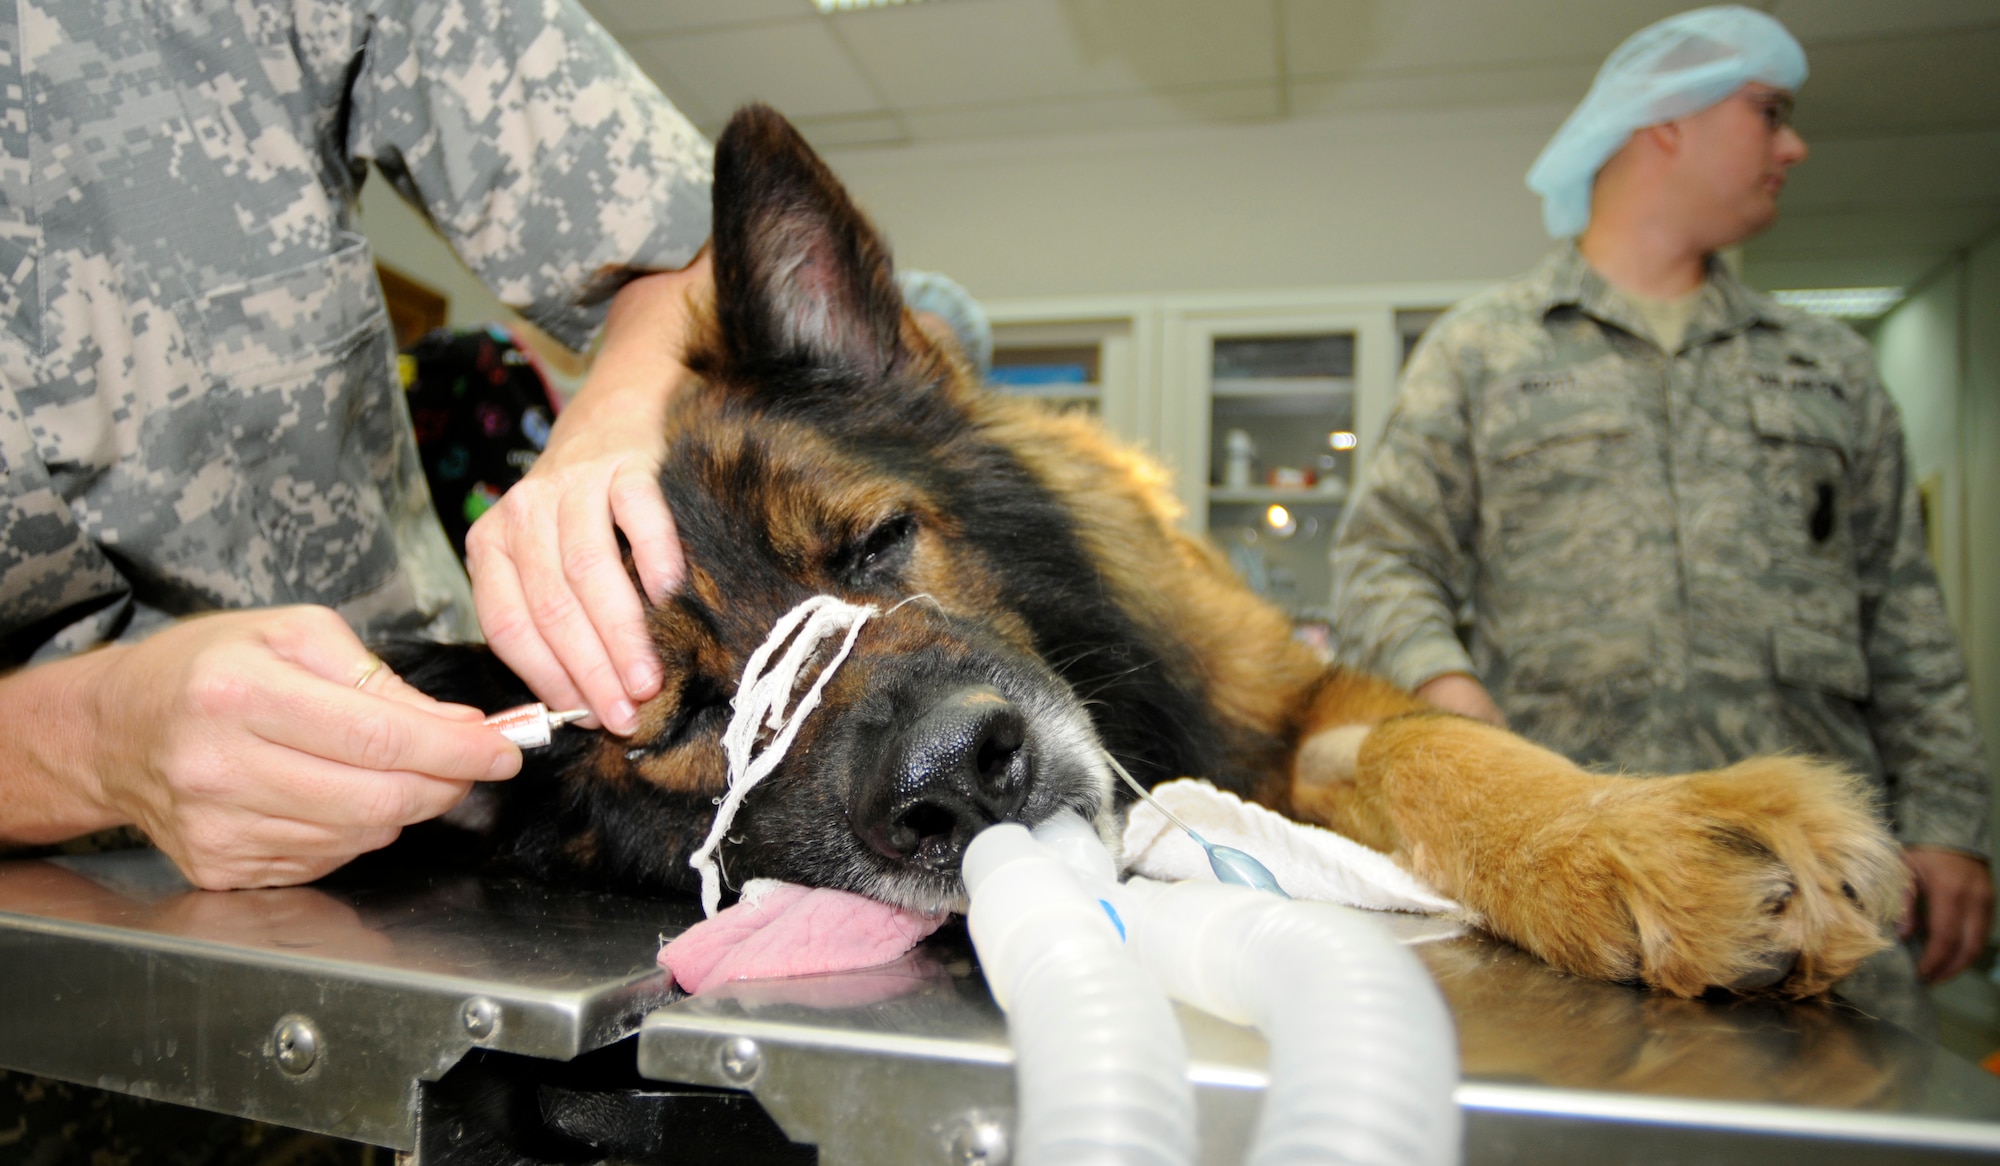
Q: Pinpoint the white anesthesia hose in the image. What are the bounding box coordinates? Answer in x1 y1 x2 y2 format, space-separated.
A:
964 812 1461 1166
963 816 1197 1166
1123 878 1461 1166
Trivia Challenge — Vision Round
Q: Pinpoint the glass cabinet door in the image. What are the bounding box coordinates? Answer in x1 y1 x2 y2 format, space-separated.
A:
983 306 1153 449
989 331 1103 414
1204 331 1357 621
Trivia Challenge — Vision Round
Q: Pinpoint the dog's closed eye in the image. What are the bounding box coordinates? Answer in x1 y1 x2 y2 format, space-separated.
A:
628 674 735 760
837 514 917 581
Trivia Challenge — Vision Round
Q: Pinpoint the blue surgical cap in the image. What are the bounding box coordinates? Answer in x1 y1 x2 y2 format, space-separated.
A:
897 269 993 376
1526 6 1807 238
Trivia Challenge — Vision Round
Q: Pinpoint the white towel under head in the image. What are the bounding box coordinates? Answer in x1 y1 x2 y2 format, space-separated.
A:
1120 778 1460 916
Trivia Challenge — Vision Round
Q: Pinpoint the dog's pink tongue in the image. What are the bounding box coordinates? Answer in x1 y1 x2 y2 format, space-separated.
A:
660 881 950 995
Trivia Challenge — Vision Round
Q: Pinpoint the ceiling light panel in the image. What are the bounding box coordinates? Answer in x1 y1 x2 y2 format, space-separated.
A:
1770 287 1906 319
816 0 945 12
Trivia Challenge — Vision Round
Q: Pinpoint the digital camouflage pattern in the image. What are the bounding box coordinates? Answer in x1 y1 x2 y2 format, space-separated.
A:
1331 243 1991 857
0 0 709 1154
0 0 712 665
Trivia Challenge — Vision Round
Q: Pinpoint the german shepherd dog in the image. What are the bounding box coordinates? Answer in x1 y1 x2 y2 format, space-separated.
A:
394 105 1906 1000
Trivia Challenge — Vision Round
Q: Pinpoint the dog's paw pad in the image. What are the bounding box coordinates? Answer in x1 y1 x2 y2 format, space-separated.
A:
1487 756 1907 998
1611 758 1906 997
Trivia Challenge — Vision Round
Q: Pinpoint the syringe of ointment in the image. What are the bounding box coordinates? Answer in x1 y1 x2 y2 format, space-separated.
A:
484 702 590 749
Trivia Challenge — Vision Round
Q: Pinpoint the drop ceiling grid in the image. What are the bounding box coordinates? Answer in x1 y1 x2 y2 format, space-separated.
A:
576 0 1999 285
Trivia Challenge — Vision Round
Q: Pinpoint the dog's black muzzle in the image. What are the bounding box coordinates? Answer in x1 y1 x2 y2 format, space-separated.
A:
849 683 1033 871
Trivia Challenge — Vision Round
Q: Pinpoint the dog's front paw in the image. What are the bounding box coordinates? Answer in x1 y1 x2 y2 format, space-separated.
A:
1488 756 1907 998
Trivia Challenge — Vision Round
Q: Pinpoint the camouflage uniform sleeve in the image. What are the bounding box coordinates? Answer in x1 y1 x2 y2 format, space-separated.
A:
1848 369 1993 857
347 0 714 351
1330 327 1481 692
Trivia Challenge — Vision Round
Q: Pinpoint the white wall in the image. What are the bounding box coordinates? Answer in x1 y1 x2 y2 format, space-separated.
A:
355 102 1568 313
1876 227 2000 846
1965 233 2000 790
819 104 1566 301
360 101 1573 387
357 173 589 392
357 175 513 331
1875 268 1966 621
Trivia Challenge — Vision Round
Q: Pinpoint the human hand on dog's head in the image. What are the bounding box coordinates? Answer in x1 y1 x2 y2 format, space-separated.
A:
465 249 714 737
0 606 519 890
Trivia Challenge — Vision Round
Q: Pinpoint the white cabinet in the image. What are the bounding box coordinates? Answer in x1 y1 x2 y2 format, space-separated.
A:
984 297 1155 449
1159 302 1395 620
981 282 1483 621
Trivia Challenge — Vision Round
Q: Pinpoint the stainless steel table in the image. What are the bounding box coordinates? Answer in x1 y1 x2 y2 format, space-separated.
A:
3 850 1998 1164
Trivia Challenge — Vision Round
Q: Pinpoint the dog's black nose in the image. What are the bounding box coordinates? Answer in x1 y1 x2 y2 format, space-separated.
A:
852 684 1030 870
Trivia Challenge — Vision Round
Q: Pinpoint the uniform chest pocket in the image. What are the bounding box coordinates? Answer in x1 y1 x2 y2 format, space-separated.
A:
1485 394 1634 465
1748 388 1850 461
1747 388 1853 559
1479 392 1639 549
183 233 402 605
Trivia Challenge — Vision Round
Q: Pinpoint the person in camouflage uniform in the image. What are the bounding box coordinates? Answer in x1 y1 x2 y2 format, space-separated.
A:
0 0 711 884
1330 7 1994 984
0 0 712 1158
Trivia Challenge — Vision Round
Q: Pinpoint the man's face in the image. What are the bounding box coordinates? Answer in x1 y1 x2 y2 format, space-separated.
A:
1675 83 1809 247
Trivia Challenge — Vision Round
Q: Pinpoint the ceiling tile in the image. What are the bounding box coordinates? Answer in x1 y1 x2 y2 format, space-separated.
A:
1791 28 2000 138
1290 61 1593 119
1770 0 2000 41
836 0 1277 109
579 0 813 38
1742 253 1950 292
1283 0 1693 78
897 84 1280 143
794 112 912 149
629 21 885 122
616 44 723 128
576 0 1998 298
1750 205 2000 260
1777 129 2000 211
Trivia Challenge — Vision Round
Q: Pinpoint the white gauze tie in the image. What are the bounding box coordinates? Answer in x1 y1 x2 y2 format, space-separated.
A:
689 594 879 916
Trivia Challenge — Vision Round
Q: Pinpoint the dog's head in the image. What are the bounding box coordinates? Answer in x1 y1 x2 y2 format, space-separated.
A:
513 106 1226 910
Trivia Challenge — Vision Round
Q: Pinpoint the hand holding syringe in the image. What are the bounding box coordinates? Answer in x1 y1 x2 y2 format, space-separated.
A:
483 703 590 749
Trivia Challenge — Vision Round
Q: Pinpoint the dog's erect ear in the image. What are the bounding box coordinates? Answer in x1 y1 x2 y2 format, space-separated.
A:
709 104 905 385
